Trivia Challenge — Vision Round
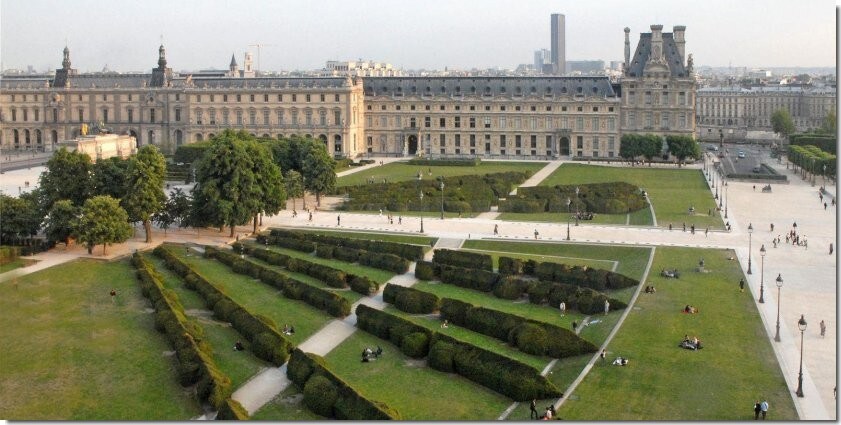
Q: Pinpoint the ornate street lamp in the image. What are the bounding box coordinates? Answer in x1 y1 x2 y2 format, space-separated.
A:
574 186 580 226
439 180 445 220
417 173 424 233
758 243 765 301
774 273 783 342
747 223 754 275
795 314 807 397
724 180 729 218
565 197 571 241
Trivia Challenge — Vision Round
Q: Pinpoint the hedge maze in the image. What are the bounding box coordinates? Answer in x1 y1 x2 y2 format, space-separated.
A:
499 181 647 215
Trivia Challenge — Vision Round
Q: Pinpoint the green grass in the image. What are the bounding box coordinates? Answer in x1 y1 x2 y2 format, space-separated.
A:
497 207 653 226
250 244 397 285
277 228 437 246
323 330 512 420
540 163 721 229
558 247 797 420
250 385 325 420
0 258 34 273
144 254 271 388
460 240 652 280
0 259 202 420
169 247 334 346
504 354 593 421
337 161 547 187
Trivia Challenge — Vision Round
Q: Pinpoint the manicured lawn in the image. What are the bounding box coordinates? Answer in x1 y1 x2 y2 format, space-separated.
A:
504 354 593 421
540 163 721 229
0 259 202 420
323 330 512 420
278 228 437 246
498 207 652 226
0 258 35 273
461 240 652 280
144 254 271 389
337 161 547 187
250 385 325 420
251 244 397 285
558 247 797 420
167 246 334 346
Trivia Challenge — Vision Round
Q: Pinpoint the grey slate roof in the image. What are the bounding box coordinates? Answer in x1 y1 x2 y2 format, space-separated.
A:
362 76 617 98
0 76 51 89
172 77 351 89
626 33 687 78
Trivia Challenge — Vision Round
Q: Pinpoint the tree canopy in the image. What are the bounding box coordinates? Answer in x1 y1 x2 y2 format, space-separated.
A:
44 199 79 246
90 156 130 200
38 148 92 210
243 139 286 233
121 145 167 243
771 109 796 139
666 135 700 166
302 142 337 205
620 134 662 165
285 170 304 212
0 193 41 244
75 195 133 255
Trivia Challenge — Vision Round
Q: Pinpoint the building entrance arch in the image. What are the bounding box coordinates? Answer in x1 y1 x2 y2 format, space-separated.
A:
559 137 570 156
407 135 418 155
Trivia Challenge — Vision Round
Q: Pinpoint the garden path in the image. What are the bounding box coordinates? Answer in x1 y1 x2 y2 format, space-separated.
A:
509 160 564 195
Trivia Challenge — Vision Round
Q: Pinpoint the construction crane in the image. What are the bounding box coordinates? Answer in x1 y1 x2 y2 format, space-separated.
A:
249 43 276 73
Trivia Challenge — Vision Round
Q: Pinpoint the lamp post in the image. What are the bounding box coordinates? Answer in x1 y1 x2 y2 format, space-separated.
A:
417 173 424 233
795 314 807 397
565 197 571 241
714 170 719 200
747 223 754 275
774 273 783 342
724 180 728 218
758 243 765 301
439 180 445 220
574 186 580 226
822 163 827 188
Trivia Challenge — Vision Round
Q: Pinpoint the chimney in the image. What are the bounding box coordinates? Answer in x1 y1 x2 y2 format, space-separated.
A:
624 27 631 71
673 25 686 65
650 25 664 62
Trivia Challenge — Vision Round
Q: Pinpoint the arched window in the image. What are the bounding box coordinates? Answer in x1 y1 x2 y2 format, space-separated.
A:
148 130 155 145
24 129 31 145
51 130 58 144
333 134 342 152
35 130 42 144
174 130 183 146
13 129 19 146
196 133 204 142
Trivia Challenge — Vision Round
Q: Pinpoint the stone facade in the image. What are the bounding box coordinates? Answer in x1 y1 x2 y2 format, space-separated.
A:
59 133 137 163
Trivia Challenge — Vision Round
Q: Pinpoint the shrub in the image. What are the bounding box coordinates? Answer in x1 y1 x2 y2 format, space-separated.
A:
304 375 338 417
406 158 481 166
400 332 430 358
433 248 493 271
493 277 529 300
498 199 545 213
438 264 499 292
511 323 549 356
414 261 435 280
498 256 523 276
269 229 424 260
216 398 250 420
358 251 410 274
333 246 361 263
439 298 471 324
530 260 638 291
427 340 456 373
315 244 335 259
348 275 379 296
355 304 432 358
383 284 440 314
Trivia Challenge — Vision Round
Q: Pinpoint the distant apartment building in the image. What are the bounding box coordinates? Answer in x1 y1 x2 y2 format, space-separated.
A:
322 60 403 77
551 14 566 75
533 49 551 74
566 60 606 74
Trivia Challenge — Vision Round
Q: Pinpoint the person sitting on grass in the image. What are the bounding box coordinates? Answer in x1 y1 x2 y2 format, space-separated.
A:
375 346 383 358
683 305 698 314
234 341 244 351
612 356 629 366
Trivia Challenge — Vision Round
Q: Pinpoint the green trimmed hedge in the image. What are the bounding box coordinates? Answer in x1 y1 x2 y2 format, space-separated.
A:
432 248 493 271
355 304 433 358
790 133 837 154
439 297 597 358
206 246 350 317
269 229 424 261
216 398 250 420
286 348 401 420
527 280 628 315
414 261 435 280
406 158 481 166
173 141 211 164
437 263 500 292
382 284 440 314
131 253 233 411
153 245 293 366
500 182 647 214
256 234 317 253
499 256 638 291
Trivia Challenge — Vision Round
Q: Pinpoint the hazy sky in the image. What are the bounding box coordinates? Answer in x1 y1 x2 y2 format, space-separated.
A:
1 0 836 73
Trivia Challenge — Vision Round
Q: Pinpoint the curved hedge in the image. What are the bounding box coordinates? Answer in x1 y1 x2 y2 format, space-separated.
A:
382 284 440 314
287 348 401 420
355 304 432 358
414 261 435 280
153 245 293 365
499 256 638 291
269 229 424 261
432 248 493 271
437 263 500 292
501 181 647 214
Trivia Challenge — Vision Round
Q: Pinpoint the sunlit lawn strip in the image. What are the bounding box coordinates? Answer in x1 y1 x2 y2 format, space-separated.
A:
250 386 325 421
337 161 547 187
279 228 438 246
504 354 593 421
558 247 797 420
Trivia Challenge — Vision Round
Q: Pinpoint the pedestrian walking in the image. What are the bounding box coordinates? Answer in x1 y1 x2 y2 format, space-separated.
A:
604 299 610 315
529 399 539 420
559 301 566 316
705 227 709 237
669 223 673 231
770 223 774 232
308 211 313 221
690 224 695 234
760 400 768 419
337 215 341 226
820 320 826 337
494 224 499 235
600 349 607 361
398 215 402 225
572 320 578 332
534 229 539 239
830 243 834 255
754 401 761 420
824 202 828 210
753 185 756 191
683 222 686 232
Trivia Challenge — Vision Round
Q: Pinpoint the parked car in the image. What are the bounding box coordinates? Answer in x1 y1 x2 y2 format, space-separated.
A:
737 151 746 158
706 144 719 151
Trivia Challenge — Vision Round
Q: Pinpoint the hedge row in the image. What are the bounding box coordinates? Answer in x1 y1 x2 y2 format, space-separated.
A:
205 246 350 317
501 182 647 214
216 398 250 420
432 248 493 272
790 133 837 154
153 245 293 366
406 158 481 166
439 298 597 358
238 243 381 296
269 228 424 261
287 348 401 420
414 261 435 281
354 305 561 401
499 256 638 291
355 304 433 358
315 243 409 274
131 253 234 413
437 263 500 292
382 284 441 314
257 234 316 253
527 280 628 315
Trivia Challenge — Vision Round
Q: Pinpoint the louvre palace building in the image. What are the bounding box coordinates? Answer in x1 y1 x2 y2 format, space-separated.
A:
0 25 696 160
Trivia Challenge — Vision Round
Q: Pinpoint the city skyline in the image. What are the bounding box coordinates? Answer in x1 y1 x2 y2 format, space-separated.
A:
1 0 836 73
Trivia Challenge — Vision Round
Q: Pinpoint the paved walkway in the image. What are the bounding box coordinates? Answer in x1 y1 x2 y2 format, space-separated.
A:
509 160 564 195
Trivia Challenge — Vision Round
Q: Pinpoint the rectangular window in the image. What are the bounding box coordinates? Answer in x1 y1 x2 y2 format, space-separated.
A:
530 117 537 130
210 94 215 102
52 109 58 122
127 109 133 123
679 113 686 128
277 110 284 125
34 108 39 122
236 94 242 102
396 116 402 127
561 117 568 128
679 92 686 105
514 117 521 129
196 95 201 102
305 94 311 102
78 108 84 123
251 110 258 125
175 108 181 122
236 110 243 125
209 110 216 124
593 151 599 158
223 94 228 102
608 117 615 131
645 113 652 128
196 110 203 125
424 117 431 128
381 116 387 127
266 110 272 125
499 116 507 128
515 135 521 147
150 109 156 123
629 112 636 128
484 117 491 129
500 135 506 147
23 109 28 122
592 117 599 130
662 112 670 129
367 136 373 146
320 94 325 102
291 94 296 102
545 117 553 129
576 136 584 149
102 109 108 123
608 136 615 150
248 94 254 102
576 117 583 131
454 116 461 128
455 134 461 146
645 91 652 105
439 117 446 128
469 117 476 128
440 134 446 146
469 134 476 147
530 135 536 148
335 94 340 102
545 135 552 150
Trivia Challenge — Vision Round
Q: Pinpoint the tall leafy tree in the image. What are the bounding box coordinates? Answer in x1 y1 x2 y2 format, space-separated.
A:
302 142 337 206
191 130 259 237
38 147 92 210
75 195 133 255
121 145 167 243
640 134 663 166
44 199 79 246
285 170 304 212
243 140 286 233
821 109 836 135
666 135 700 167
0 193 41 244
90 156 130 199
771 109 795 139
619 134 642 161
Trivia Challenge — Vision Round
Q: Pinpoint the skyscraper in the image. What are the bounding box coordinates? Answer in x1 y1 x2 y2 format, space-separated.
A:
533 49 550 74
550 13 565 75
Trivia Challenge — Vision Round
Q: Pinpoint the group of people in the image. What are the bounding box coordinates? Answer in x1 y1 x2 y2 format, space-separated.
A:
361 346 383 362
679 335 703 350
282 324 296 335
573 211 595 220
644 285 657 293
660 269 680 279
683 305 699 314
528 400 557 420
611 356 630 366
753 400 769 419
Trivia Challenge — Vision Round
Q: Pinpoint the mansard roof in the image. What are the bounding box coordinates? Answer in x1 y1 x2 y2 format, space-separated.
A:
627 33 687 78
172 77 351 89
362 76 617 98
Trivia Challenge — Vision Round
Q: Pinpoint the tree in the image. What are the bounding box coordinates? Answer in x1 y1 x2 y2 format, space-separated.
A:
38 147 92 210
285 170 304 212
164 187 192 228
44 199 79 246
619 134 642 161
191 130 260 237
821 109 836 135
243 140 286 233
302 143 337 206
771 109 795 139
121 145 167 243
666 135 700 167
0 193 41 245
640 134 663 166
75 195 133 255
90 156 130 199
